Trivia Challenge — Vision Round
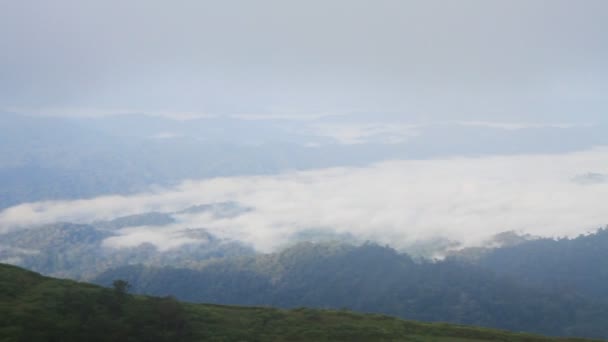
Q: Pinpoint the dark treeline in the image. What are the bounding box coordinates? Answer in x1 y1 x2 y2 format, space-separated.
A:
5 263 587 342
452 228 608 302
95 238 608 339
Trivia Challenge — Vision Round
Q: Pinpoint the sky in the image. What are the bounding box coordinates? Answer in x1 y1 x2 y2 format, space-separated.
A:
1 1 607 253
1 0 607 123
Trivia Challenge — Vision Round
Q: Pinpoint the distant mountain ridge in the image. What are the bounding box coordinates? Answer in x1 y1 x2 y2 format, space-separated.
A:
450 227 608 302
94 241 608 339
3 112 607 210
3 262 591 342
0 206 255 279
4 201 608 338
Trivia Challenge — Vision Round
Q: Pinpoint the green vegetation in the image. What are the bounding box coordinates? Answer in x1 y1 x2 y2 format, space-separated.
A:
7 225 608 339
0 217 254 279
0 263 597 342
94 242 608 339
451 228 608 301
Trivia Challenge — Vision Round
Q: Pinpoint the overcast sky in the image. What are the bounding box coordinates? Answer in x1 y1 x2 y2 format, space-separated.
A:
1 0 607 122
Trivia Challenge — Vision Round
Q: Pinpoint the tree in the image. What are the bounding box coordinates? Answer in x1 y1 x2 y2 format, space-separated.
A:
112 279 130 296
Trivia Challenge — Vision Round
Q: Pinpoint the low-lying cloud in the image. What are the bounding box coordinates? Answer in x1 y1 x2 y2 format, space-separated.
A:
101 225 204 251
310 123 420 144
309 121 595 145
2 148 608 251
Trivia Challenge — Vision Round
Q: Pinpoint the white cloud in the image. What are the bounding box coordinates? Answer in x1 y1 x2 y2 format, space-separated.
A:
150 132 182 139
452 121 594 130
311 123 421 144
101 224 204 251
2 148 608 251
229 111 349 121
307 121 595 145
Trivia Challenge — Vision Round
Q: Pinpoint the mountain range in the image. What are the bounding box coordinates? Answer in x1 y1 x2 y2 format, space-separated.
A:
0 262 598 342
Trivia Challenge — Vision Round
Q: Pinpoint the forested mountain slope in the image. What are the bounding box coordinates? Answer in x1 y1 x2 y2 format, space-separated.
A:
3 263 592 342
94 242 608 339
450 228 608 301
0 209 255 279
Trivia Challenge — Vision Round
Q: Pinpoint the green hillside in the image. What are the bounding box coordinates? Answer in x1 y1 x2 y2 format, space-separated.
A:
450 228 608 302
94 242 608 339
0 263 597 342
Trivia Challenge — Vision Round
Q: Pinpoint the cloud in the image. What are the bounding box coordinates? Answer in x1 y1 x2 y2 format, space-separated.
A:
572 172 608 185
310 123 421 144
452 121 595 130
101 225 204 251
2 148 608 251
307 121 595 145
229 111 350 121
150 132 182 140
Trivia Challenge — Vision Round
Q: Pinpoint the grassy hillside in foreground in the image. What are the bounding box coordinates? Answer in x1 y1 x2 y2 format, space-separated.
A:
0 264 599 342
